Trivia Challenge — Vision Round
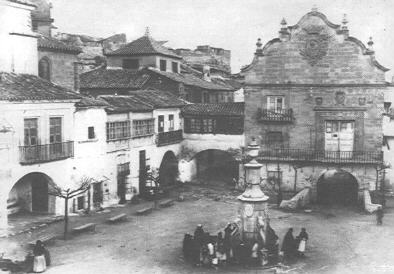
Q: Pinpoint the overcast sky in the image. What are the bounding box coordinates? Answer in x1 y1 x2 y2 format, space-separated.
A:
51 0 394 79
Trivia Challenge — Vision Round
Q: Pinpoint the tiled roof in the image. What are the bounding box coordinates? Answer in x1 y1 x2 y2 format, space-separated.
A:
211 78 243 90
38 36 82 54
76 97 110 108
182 102 244 117
105 35 182 59
7 0 36 7
0 72 81 101
146 68 233 91
100 90 186 113
80 68 150 89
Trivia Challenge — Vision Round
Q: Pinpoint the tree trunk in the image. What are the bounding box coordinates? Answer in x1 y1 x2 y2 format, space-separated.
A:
64 197 69 240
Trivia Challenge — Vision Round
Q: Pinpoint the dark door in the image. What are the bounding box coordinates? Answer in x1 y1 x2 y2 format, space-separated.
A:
92 182 103 208
139 150 146 195
158 115 164 133
31 174 48 212
117 163 130 204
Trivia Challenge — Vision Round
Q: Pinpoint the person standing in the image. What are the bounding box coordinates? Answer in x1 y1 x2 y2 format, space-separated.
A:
33 240 47 273
296 228 309 256
376 207 384 225
194 224 205 247
281 228 296 260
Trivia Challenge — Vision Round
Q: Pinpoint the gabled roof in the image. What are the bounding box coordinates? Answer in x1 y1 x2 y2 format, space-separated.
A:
99 89 186 113
80 68 150 89
146 68 234 91
38 36 82 54
0 72 81 101
105 34 182 59
182 102 244 117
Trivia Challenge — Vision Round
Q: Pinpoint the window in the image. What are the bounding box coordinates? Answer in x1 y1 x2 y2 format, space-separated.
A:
267 96 285 112
49 117 62 143
88 126 95 139
267 131 283 144
122 59 139 69
24 118 38 146
106 121 131 141
132 119 154 137
202 119 215 133
190 118 201 132
169 115 174 131
50 117 62 154
158 115 164 133
38 57 51 81
172 62 178 73
160 59 167 71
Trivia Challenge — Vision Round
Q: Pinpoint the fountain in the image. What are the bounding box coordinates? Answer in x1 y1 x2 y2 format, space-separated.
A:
237 137 269 245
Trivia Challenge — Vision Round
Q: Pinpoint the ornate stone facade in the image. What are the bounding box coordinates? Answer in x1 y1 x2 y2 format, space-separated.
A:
242 10 390 203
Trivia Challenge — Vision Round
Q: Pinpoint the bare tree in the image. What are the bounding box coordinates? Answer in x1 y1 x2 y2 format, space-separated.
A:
48 176 94 240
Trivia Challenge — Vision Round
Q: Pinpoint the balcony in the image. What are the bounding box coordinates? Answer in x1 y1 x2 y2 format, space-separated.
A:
157 130 183 147
259 108 294 123
258 149 383 164
19 141 74 165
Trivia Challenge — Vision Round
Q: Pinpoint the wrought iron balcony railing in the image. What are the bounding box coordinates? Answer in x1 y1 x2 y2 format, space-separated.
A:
19 141 74 165
258 148 383 164
157 130 183 147
259 108 294 123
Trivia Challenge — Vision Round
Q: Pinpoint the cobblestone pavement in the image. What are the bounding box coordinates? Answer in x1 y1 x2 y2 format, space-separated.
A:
1 186 394 274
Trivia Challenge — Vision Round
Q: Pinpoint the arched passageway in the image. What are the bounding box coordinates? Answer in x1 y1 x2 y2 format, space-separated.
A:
8 172 55 214
159 151 179 188
317 169 359 206
195 149 239 188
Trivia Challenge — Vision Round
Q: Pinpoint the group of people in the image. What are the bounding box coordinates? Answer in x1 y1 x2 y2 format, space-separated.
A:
31 240 51 273
281 228 309 261
183 223 309 269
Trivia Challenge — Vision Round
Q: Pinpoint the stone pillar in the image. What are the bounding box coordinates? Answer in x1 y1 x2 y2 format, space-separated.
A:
238 138 269 245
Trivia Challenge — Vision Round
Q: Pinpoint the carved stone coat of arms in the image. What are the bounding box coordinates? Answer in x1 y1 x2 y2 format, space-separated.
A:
299 26 332 66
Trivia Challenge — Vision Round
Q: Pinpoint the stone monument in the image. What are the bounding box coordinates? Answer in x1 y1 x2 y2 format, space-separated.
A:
237 138 269 245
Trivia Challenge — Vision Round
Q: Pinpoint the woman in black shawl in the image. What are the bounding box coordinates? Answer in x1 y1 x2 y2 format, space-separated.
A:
281 228 296 260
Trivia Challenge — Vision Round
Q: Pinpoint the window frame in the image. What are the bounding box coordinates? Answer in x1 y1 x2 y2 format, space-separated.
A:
171 61 178 73
38 57 51 81
168 114 174 131
267 96 285 112
159 59 167 71
88 126 95 140
24 118 38 146
106 120 131 141
132 119 155 138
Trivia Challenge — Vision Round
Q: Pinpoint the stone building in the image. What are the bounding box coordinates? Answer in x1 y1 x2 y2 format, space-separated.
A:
80 31 237 103
29 0 82 91
176 45 231 78
242 9 389 205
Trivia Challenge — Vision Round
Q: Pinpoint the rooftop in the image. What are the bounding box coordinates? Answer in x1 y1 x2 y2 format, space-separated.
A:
38 36 82 54
0 72 81 101
80 68 150 89
146 68 234 91
7 0 36 7
100 89 187 113
182 102 244 117
105 34 181 59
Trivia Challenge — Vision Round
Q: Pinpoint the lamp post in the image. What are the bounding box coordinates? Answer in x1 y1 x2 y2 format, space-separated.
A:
238 137 269 244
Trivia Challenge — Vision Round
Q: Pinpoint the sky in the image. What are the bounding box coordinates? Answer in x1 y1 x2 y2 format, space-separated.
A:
51 0 394 79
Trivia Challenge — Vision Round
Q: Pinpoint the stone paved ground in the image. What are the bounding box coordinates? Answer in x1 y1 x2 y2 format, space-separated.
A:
1 185 394 274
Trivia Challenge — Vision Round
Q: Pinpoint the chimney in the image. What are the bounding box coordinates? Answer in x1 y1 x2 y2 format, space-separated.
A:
73 62 80 92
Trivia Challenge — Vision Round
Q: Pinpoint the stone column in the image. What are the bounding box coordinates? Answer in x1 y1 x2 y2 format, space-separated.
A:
238 138 269 245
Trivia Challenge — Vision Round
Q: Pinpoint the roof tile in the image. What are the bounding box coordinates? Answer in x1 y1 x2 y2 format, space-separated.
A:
0 72 81 101
105 35 181 59
38 36 82 54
